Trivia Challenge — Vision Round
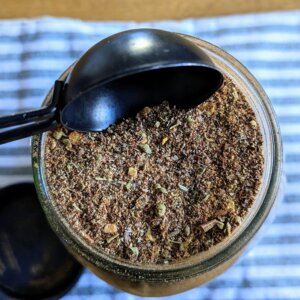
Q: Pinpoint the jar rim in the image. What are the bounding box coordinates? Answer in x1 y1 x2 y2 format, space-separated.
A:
32 35 283 281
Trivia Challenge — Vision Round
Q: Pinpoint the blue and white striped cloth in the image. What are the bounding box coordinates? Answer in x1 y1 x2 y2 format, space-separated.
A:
0 10 299 300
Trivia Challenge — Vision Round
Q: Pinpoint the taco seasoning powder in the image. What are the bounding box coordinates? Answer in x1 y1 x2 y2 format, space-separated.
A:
44 77 263 264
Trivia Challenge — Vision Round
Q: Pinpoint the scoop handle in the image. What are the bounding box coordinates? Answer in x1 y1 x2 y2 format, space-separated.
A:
0 81 63 144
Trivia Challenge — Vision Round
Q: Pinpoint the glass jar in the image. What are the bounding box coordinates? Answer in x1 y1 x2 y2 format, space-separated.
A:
32 35 283 297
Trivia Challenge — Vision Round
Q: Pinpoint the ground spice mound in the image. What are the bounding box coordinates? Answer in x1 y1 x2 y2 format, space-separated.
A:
44 77 264 264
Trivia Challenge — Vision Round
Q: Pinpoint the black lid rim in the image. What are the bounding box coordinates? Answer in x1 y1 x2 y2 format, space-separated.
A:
0 183 83 300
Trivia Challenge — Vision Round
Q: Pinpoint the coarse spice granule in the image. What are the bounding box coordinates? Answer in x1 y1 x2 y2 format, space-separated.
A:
44 77 264 264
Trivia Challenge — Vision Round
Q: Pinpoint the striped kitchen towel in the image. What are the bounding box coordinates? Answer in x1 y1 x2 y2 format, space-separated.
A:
0 9 299 300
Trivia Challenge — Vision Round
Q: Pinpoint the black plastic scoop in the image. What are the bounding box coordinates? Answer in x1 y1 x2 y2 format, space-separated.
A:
0 29 223 144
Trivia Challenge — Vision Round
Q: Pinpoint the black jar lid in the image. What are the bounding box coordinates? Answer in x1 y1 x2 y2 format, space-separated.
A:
0 183 83 300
